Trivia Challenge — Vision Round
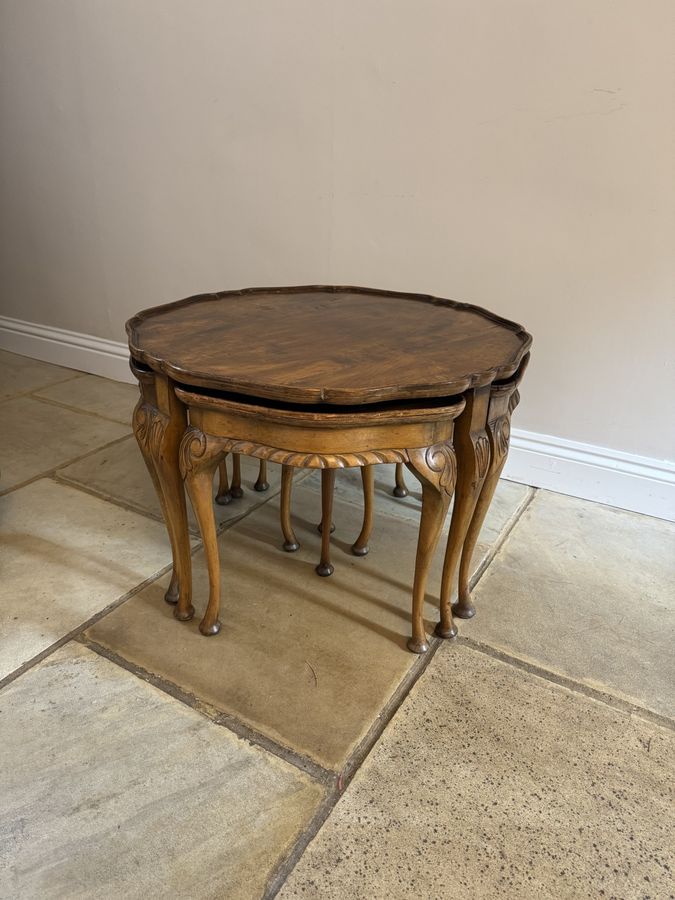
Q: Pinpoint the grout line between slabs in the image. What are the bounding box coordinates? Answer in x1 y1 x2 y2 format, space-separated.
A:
0 371 86 405
263 629 446 899
27 391 133 426
52 471 178 530
445 484 675 732
264 480 675 897
78 634 335 786
0 467 309 691
468 484 536 587
0 558 181 693
5 463 669 894
265 486 540 897
457 636 675 733
0 432 133 497
52 443 307 534
263 792 342 900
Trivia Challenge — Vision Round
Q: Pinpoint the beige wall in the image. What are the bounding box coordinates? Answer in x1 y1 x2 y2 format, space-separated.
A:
1 0 673 460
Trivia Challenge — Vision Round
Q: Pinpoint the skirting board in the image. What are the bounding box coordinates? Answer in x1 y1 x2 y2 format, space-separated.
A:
0 315 135 384
1 314 674 522
503 431 675 523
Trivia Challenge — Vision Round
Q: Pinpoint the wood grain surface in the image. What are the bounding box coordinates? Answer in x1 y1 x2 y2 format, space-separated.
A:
127 285 531 405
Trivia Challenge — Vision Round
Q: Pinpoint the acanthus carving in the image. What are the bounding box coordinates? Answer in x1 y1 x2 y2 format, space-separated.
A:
179 426 226 478
474 432 490 479
133 401 169 458
489 414 511 462
406 440 457 497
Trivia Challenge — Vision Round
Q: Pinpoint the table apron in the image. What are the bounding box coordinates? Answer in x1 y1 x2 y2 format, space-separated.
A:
191 407 455 459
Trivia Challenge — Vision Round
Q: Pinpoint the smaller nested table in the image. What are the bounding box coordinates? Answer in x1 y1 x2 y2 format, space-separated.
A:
127 286 531 652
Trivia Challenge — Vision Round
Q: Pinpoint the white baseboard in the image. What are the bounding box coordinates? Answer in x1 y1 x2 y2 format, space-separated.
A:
504 430 675 522
0 315 134 383
1 315 673 521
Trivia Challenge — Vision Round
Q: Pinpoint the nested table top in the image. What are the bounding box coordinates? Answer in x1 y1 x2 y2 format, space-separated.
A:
127 285 531 406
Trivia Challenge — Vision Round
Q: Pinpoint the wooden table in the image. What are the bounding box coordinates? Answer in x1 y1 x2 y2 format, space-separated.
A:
127 286 531 652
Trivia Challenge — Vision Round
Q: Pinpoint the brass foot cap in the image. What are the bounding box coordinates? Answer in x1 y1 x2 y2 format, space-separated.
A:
316 562 334 577
434 622 458 639
351 544 369 557
215 492 232 506
451 602 476 620
199 620 221 636
254 481 270 492
283 541 300 552
316 522 336 534
230 487 244 499
393 486 409 498
174 605 195 622
407 637 429 654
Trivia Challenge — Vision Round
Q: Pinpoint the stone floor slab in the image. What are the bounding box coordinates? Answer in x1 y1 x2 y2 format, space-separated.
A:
0 478 182 679
0 642 323 900
0 396 129 492
279 642 675 899
0 349 80 402
58 437 286 534
34 373 138 424
465 490 675 719
86 479 516 771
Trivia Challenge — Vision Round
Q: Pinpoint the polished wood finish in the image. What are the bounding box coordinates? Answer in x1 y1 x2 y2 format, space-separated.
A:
130 359 193 622
230 453 243 498
216 455 268 505
181 434 224 636
127 285 531 653
215 458 231 505
128 286 531 406
453 355 529 619
406 443 457 652
254 459 269 492
280 465 299 552
393 462 409 498
317 469 336 576
176 388 465 645
352 466 374 556
436 386 491 639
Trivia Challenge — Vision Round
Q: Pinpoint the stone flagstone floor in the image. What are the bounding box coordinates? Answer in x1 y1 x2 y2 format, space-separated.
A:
0 348 673 899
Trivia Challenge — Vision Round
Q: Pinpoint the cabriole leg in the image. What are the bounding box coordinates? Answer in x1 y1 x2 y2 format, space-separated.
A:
133 399 179 604
406 443 456 653
436 387 490 639
352 465 374 556
215 456 232 505
280 465 299 551
454 381 522 619
132 376 194 621
230 453 243 498
316 468 336 576
393 462 409 498
254 458 269 492
181 427 224 636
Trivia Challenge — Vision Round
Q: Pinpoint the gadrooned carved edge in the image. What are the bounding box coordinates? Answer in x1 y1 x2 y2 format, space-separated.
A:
406 440 457 496
133 401 169 458
179 429 412 477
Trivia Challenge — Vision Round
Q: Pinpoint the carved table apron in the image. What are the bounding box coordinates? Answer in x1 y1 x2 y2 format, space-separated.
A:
127 285 532 653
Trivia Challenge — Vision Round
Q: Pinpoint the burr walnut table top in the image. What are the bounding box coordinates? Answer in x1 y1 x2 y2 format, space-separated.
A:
127 285 531 406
